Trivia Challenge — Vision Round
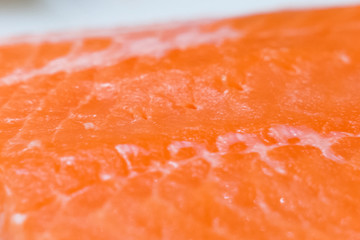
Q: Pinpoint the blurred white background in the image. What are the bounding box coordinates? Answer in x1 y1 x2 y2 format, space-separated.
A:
0 0 359 37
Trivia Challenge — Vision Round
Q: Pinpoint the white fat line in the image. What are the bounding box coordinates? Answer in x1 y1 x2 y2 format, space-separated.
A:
0 26 241 86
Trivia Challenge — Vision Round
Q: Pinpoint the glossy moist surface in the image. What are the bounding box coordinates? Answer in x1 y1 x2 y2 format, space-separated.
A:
2 6 360 240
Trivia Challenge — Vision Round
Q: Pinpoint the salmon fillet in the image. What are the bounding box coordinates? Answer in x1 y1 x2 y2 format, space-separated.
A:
1 5 360 240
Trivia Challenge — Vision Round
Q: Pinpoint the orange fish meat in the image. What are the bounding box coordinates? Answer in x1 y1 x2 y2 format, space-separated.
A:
1 5 360 240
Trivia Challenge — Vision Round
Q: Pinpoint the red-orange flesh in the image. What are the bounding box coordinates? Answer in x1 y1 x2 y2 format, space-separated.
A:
1 6 360 240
